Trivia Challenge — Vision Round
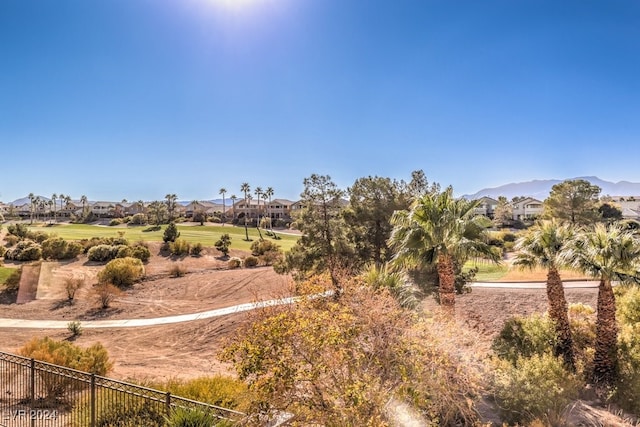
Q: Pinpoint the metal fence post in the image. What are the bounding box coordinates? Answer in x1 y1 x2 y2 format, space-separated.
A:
30 358 35 427
165 392 171 417
91 374 96 427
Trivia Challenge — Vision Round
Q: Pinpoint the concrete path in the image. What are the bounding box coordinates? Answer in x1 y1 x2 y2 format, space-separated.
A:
471 280 599 289
0 296 300 329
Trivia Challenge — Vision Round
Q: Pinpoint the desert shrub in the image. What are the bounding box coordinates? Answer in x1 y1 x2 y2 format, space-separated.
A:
567 303 596 371
251 239 282 266
215 234 231 257
19 337 112 399
169 264 187 278
7 223 29 238
243 255 259 267
64 277 84 301
170 238 190 256
4 268 21 293
115 244 133 259
130 244 151 263
129 213 148 225
41 237 83 260
492 314 556 365
165 407 225 427
190 242 203 257
94 283 122 308
502 231 517 242
611 287 640 413
109 218 123 226
616 285 640 324
0 245 6 258
67 321 83 337
503 241 515 252
88 245 118 262
5 240 42 261
93 400 165 427
29 231 50 244
228 257 242 269
97 257 144 288
492 353 582 424
147 376 251 412
4 234 19 247
163 222 180 243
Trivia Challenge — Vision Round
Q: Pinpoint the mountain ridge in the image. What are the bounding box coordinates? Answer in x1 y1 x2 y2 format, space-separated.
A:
463 176 640 200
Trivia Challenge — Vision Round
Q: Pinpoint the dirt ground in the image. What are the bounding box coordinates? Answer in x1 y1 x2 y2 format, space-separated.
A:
0 243 599 383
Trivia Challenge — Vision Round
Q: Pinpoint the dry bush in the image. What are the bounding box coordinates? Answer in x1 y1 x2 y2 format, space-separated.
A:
169 264 187 278
64 277 84 301
221 275 481 426
94 283 122 309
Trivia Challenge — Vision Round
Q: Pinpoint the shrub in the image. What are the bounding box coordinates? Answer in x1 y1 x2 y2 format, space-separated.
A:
163 222 180 243
0 245 6 258
67 321 83 337
5 240 42 261
97 257 145 288
29 231 50 244
7 223 29 238
170 238 190 256
115 244 133 259
64 277 84 301
250 239 282 265
492 315 556 365
4 234 19 247
147 376 251 412
130 244 151 263
165 408 222 427
169 264 187 278
42 237 83 260
19 337 113 399
228 257 242 269
190 242 203 257
502 232 517 242
4 268 21 293
94 283 122 308
109 218 122 226
129 213 148 225
88 244 118 262
243 255 259 267
492 353 582 424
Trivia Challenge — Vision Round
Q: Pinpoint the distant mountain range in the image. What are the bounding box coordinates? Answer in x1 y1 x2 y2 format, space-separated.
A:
463 176 640 200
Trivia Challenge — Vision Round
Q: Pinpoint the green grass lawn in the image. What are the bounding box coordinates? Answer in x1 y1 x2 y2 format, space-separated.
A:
27 223 299 253
464 260 509 282
0 266 17 285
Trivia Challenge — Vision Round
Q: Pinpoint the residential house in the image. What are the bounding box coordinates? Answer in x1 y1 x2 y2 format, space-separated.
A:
91 201 116 217
266 198 296 219
184 201 225 218
473 196 499 219
511 197 544 220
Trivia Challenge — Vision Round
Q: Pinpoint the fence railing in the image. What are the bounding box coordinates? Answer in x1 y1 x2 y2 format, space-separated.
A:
0 351 244 426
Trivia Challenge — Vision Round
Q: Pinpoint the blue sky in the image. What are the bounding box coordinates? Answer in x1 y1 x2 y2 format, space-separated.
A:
1 0 639 203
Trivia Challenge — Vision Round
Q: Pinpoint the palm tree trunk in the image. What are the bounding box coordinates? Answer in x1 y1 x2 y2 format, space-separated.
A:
437 253 456 315
593 278 618 385
546 267 575 370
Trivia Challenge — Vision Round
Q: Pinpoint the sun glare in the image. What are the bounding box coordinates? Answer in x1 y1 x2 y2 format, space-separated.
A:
211 0 260 10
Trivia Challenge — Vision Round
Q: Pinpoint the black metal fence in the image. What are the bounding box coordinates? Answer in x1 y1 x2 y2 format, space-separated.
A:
0 351 244 426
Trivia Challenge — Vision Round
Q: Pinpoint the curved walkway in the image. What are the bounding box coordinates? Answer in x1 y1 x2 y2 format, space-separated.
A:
0 295 304 329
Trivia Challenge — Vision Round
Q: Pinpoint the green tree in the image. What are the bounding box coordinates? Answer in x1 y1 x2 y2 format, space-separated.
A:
493 196 513 228
254 187 263 228
567 223 640 385
599 202 623 223
230 194 238 221
389 186 498 315
80 194 88 218
163 222 180 243
240 183 251 241
513 220 576 370
51 193 57 223
165 193 178 221
147 201 168 225
215 233 232 257
343 175 406 267
543 179 601 225
28 192 35 224
265 187 274 231
278 174 353 291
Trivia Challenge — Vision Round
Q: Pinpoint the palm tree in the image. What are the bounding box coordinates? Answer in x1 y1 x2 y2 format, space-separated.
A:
80 195 88 218
165 193 178 221
51 193 57 223
254 187 263 228
230 195 238 220
240 183 251 241
219 188 227 226
265 187 275 231
567 223 640 385
28 193 35 224
513 220 576 370
389 186 498 315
